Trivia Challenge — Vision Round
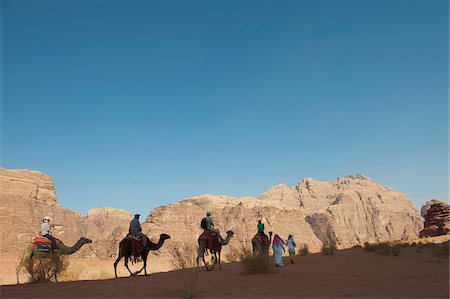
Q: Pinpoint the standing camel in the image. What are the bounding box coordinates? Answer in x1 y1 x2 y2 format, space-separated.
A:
197 230 234 271
114 233 171 278
252 231 272 257
16 237 92 284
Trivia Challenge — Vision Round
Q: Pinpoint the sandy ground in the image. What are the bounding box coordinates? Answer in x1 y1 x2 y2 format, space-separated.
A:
2 244 449 299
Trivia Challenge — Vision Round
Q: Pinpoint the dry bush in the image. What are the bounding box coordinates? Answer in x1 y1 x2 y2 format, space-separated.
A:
410 242 417 247
25 256 68 283
223 245 242 263
364 242 402 256
321 243 335 255
59 260 85 281
90 269 112 280
168 244 200 298
239 247 272 275
429 242 449 258
298 244 309 256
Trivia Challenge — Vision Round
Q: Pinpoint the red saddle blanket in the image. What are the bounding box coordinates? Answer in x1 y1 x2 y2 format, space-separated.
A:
126 235 145 261
254 234 270 246
33 236 52 246
198 230 220 251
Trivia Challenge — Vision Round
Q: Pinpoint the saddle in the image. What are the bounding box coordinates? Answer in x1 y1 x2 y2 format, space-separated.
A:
254 234 270 246
198 230 220 251
33 236 58 252
126 234 145 262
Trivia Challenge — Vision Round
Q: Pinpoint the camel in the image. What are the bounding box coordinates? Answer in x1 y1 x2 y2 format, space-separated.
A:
114 233 171 278
252 231 272 257
16 237 92 284
197 230 234 271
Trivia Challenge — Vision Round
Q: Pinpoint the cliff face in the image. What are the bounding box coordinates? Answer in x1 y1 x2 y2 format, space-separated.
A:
143 175 423 251
1 168 423 260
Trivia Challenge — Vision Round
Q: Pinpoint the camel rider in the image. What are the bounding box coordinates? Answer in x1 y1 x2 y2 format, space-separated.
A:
257 219 265 236
41 216 57 252
203 212 221 237
129 214 147 247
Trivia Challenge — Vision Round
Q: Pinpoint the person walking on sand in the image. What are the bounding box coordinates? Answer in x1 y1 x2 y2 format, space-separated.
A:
272 234 286 267
287 234 296 264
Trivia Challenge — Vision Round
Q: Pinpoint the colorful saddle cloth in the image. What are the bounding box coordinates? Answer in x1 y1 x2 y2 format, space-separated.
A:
33 236 53 252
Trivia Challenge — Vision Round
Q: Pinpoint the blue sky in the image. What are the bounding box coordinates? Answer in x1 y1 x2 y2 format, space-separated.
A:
1 0 448 215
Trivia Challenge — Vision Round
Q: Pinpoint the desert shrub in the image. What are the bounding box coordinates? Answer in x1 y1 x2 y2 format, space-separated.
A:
90 270 112 280
411 242 417 247
25 256 68 283
429 242 449 258
363 242 402 256
364 242 377 252
168 244 200 298
239 247 272 274
223 245 242 263
321 243 335 255
390 243 402 256
298 244 309 256
59 260 85 281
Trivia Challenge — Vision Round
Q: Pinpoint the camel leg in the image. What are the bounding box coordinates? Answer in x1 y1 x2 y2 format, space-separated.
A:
16 246 33 284
53 256 60 282
113 250 124 278
218 251 222 270
143 255 148 276
124 256 133 276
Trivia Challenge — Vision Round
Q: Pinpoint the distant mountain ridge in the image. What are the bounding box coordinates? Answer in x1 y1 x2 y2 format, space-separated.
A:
1 168 423 265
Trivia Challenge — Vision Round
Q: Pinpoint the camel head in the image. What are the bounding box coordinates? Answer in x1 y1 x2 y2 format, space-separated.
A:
226 230 234 237
269 231 273 236
160 234 171 241
80 237 93 244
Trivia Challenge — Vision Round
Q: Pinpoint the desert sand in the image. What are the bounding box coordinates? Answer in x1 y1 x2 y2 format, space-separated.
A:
2 244 449 298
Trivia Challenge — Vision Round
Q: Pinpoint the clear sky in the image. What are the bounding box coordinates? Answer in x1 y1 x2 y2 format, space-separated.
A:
1 0 448 215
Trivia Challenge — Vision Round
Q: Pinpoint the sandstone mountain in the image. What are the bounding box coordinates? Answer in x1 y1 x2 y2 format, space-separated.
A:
419 200 450 238
1 168 423 265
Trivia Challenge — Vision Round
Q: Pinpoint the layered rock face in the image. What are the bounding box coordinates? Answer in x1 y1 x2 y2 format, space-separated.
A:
0 168 130 258
1 168 424 262
143 174 423 251
419 200 450 238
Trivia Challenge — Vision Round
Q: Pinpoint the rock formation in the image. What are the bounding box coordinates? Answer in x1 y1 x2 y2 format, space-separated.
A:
1 167 424 270
419 200 450 238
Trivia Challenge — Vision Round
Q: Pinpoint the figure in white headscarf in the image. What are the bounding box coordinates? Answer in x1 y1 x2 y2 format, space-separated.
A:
272 234 286 267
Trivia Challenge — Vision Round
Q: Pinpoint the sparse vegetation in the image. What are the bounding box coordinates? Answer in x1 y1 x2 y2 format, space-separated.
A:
298 244 309 256
25 256 68 283
321 243 336 255
239 247 273 274
59 260 85 281
223 245 242 263
429 241 449 258
168 244 200 298
364 241 402 256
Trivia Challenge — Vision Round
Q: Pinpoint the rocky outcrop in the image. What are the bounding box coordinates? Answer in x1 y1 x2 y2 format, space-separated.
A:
419 201 450 238
143 174 423 251
1 168 424 263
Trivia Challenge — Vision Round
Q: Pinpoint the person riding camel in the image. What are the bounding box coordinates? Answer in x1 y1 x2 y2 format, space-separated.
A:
256 219 270 245
40 216 57 252
129 214 148 247
202 212 221 237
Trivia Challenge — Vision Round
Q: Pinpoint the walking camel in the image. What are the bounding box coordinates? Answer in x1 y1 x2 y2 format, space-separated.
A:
114 233 171 278
197 230 234 271
16 237 92 284
252 231 272 257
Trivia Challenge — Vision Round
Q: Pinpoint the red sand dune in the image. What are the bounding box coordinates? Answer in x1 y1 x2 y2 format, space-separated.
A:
3 246 449 298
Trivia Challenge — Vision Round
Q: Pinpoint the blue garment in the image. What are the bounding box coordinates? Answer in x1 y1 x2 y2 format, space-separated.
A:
129 218 141 234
